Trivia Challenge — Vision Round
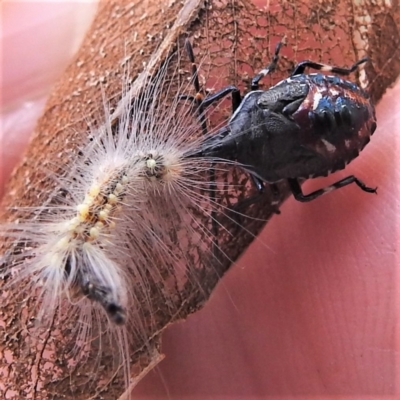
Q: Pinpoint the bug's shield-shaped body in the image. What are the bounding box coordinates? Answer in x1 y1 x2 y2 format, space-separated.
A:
205 73 376 184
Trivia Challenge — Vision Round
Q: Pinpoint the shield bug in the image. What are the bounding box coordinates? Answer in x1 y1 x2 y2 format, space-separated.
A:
187 40 377 202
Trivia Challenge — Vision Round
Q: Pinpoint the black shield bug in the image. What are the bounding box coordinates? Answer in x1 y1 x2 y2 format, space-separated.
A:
186 40 377 202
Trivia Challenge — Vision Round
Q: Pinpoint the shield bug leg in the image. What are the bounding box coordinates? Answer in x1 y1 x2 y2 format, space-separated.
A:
251 40 284 90
183 39 208 133
180 40 241 112
234 174 281 215
181 40 242 124
288 176 377 203
201 86 242 111
179 83 241 113
246 175 282 214
291 57 369 76
228 178 282 216
248 177 283 214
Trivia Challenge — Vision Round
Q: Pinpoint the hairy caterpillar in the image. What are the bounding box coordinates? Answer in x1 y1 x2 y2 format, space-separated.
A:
0 41 268 397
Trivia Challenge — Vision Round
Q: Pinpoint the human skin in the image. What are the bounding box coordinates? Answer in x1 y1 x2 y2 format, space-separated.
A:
1 1 399 399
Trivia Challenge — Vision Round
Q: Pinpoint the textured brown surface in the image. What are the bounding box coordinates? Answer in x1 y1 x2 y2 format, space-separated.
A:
0 0 399 399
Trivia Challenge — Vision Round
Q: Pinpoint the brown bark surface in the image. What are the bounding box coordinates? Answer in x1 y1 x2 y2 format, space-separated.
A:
0 0 399 399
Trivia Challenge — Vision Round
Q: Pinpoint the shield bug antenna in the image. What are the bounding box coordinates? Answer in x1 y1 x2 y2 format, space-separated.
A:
189 39 377 203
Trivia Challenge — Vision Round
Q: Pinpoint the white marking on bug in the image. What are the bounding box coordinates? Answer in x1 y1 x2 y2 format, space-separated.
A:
258 67 273 77
326 86 340 97
312 91 323 109
358 68 369 89
324 186 336 194
321 139 337 153
320 65 333 72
